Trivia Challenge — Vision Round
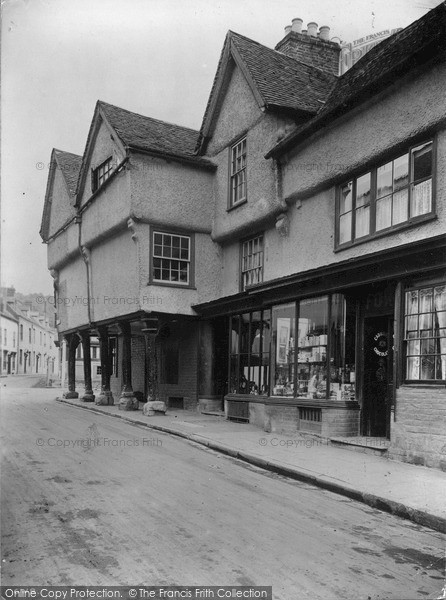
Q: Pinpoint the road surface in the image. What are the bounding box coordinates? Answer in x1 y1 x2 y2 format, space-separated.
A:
1 380 444 599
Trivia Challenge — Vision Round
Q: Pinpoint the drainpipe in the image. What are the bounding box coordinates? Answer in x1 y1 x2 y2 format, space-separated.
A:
77 214 93 327
273 158 290 237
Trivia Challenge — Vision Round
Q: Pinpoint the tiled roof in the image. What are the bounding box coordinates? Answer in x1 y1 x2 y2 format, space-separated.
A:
229 31 337 113
54 149 82 196
197 30 337 152
98 101 212 165
267 1 446 158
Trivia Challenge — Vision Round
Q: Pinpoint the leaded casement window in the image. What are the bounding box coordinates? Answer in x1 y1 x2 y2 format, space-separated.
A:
92 157 113 192
404 283 446 382
337 140 434 247
230 137 247 207
152 232 191 285
241 235 263 290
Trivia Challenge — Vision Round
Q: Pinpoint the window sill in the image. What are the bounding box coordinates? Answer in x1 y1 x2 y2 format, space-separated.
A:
335 212 437 252
401 381 446 387
227 199 247 212
148 281 196 290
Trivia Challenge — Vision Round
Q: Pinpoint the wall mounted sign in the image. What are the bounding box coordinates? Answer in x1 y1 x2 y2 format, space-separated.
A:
373 331 389 357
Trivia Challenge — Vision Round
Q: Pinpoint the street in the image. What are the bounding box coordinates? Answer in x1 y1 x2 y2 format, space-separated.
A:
1 379 445 599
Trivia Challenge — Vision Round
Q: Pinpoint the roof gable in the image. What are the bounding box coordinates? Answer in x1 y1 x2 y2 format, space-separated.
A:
40 148 82 242
74 100 215 206
197 30 337 153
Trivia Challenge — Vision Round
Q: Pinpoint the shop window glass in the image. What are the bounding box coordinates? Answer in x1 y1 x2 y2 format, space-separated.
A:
329 294 356 400
260 310 271 395
297 297 328 398
271 303 296 396
229 311 270 395
404 283 446 381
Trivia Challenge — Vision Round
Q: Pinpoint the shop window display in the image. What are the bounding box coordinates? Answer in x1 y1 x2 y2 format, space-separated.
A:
229 310 271 394
271 303 296 396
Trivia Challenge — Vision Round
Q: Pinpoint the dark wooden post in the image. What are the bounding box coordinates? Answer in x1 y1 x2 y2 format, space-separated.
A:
118 322 138 411
96 326 114 405
80 331 95 402
144 331 159 402
63 333 79 399
142 318 166 416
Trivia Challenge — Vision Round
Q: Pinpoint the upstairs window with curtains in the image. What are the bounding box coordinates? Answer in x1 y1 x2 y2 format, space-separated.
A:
337 140 434 247
230 137 247 207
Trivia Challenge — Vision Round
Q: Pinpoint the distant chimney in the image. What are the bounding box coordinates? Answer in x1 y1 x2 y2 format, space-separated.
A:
276 18 340 76
291 18 303 34
307 22 318 37
284 25 292 35
319 26 330 41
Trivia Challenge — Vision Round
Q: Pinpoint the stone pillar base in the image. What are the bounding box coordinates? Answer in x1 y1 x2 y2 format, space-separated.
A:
143 401 167 416
95 391 114 406
82 392 95 402
64 391 79 399
118 392 139 411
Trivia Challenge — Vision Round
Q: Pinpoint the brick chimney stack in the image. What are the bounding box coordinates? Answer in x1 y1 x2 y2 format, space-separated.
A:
276 19 340 76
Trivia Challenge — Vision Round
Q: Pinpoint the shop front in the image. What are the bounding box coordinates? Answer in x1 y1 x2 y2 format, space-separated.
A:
202 236 446 446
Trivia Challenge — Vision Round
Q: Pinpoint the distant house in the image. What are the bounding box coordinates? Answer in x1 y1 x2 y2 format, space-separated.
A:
0 287 59 377
0 296 18 375
41 5 446 469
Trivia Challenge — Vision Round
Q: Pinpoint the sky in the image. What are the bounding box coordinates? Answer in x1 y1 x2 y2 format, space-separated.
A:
1 0 442 295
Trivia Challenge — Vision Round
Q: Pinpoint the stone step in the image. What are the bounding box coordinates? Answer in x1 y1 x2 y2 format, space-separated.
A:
330 436 390 456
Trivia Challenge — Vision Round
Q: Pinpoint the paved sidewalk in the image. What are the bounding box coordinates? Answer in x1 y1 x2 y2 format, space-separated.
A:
57 396 446 534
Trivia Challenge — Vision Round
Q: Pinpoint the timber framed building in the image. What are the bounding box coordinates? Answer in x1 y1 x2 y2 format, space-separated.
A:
41 5 446 469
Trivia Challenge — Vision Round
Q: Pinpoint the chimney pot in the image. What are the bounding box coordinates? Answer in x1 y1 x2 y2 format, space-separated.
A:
291 18 303 34
301 29 308 36
284 25 292 35
319 25 330 41
307 22 318 37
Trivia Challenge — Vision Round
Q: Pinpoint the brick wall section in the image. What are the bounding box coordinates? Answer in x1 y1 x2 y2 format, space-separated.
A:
389 386 446 471
321 407 360 437
275 33 340 76
158 321 198 410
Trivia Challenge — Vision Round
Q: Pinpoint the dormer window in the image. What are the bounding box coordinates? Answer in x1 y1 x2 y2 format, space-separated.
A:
229 137 247 208
92 157 113 192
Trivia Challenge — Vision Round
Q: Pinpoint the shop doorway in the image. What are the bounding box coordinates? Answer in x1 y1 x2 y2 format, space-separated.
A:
363 315 393 438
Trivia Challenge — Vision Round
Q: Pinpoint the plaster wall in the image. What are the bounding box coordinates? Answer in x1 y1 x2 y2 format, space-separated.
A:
57 258 89 331
88 230 138 323
275 64 446 274
78 119 126 209
48 167 76 238
207 62 295 243
130 154 214 231
80 169 131 247
47 223 79 271
282 62 446 202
